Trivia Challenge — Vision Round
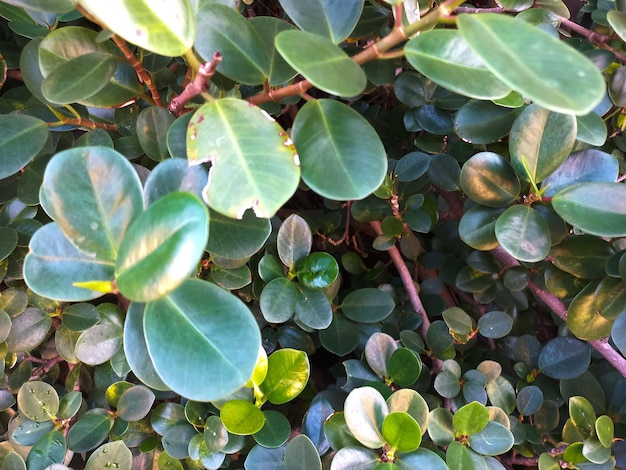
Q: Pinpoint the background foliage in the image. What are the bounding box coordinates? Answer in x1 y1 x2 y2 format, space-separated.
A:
0 0 626 468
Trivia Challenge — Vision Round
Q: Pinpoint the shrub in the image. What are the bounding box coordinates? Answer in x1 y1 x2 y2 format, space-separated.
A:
0 0 626 468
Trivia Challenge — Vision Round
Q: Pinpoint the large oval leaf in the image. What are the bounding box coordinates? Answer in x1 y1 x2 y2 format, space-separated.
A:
115 192 209 302
495 205 550 262
538 337 591 379
459 152 520 207
38 26 142 107
552 183 626 237
260 349 310 405
405 29 511 100
195 4 269 85
80 0 195 56
344 386 388 449
144 278 261 401
39 146 143 262
277 0 362 43
292 99 386 200
187 98 300 219
509 104 577 183
0 114 49 180
207 209 271 259
144 157 207 206
275 30 366 98
454 100 520 144
457 13 605 114
24 223 115 301
568 281 613 341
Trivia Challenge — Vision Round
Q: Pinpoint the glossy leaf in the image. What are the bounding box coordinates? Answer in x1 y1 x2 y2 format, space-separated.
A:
460 152 520 207
297 252 339 289
330 447 379 469
468 421 514 456
517 385 544 416
187 98 299 219
116 385 155 422
144 279 261 401
277 0 362 43
453 401 489 436
576 112 607 146
80 0 195 56
39 147 143 262
295 285 333 329
365 332 398 378
144 157 207 206
2 0 76 13
405 30 511 100
319 313 360 356
26 430 66 470
459 205 503 250
17 381 59 422
344 386 388 449
455 100 520 144
446 441 475 469
277 214 312 268
261 348 310 405
292 99 386 200
508 104 577 183
538 337 591 379
41 52 116 104
541 149 618 197
552 183 626 237
195 4 269 84
220 400 265 435
495 205 550 262
395 449 448 470
115 192 209 302
204 415 229 452
67 413 113 452
382 412 421 452
84 441 132 470
284 434 322 470
6 307 52 353
207 209 271 259
276 30 366 97
457 13 605 114
74 323 123 365
549 235 615 279
260 277 297 323
0 114 49 180
341 288 395 323
388 348 422 387
611 311 626 358
254 410 291 448
136 106 175 161
249 17 297 86
477 311 513 339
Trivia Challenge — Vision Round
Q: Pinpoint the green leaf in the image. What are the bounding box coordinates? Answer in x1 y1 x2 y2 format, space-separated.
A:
116 385 155 422
2 0 77 13
277 214 312 268
3 452 26 470
6 307 52 353
275 30 366 97
612 311 626 358
144 157 207 206
395 448 448 470
115 192 209 302
74 323 123 365
459 205 503 250
477 311 513 339
39 147 143 262
344 386 388 449
254 410 290 448
144 279 260 401
249 17 297 86
446 441 476 470
0 114 49 180
468 421 514 456
17 381 59 422
26 430 66 470
195 3 269 85
295 285 333 329
365 332 398 378
245 444 287 469
260 277 297 324
80 0 195 56
297 252 339 289
509 104 577 183
84 441 132 470
552 183 626 237
517 385 543 416
457 13 605 114
582 436 612 464
319 313 360 356
382 412 421 452
538 337 591 379
454 101 520 144
331 447 379 469
284 434 322 470
67 413 113 452
277 0 362 43
57 391 82 420
386 389 429 433
549 235 615 279
453 401 489 436
388 348 422 387
443 307 474 336
576 112 607 146
260 348 310 405
38 26 142 107
608 10 626 43
207 209 271 259
136 106 175 161
495 205 550 262
41 52 117 104
204 415 229 452
595 415 614 448
459 152 520 207
569 396 596 436
542 150 618 197
341 288 395 323
292 99 386 200
187 98 299 219
220 400 265 435
405 30 511 100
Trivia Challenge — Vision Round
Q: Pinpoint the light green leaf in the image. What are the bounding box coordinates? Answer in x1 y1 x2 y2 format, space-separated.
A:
382 412 421 452
0 114 49 180
17 381 59 422
277 214 312 268
405 30 511 100
468 421 514 456
344 386 388 449
552 183 626 237
220 400 265 435
39 147 143 262
187 98 300 219
453 401 489 436
277 0 363 43
259 277 297 324
195 3 269 85
608 10 626 43
495 206 550 262
74 323 123 365
80 0 195 56
292 99 386 200
115 192 209 302
509 104 577 183
260 349 310 405
84 441 132 470
2 0 76 13
6 307 52 353
144 279 261 401
457 13 605 114
276 30 366 97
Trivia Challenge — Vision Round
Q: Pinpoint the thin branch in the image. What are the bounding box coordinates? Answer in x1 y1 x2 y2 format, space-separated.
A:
111 35 164 107
559 16 626 63
453 6 505 13
169 52 222 115
48 118 117 131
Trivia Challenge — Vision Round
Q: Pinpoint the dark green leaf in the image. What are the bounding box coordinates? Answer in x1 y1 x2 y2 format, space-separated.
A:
144 157 207 206
459 205 503 250
542 150 618 197
517 385 543 416
249 17 297 86
319 313 360 356
295 285 333 330
26 430 66 470
68 413 113 452
495 205 550 262
284 434 322 470
538 337 591 379
254 410 291 448
455 101 520 144
136 106 174 161
6 307 52 353
0 114 49 180
477 311 513 338
388 348 422 387
549 235 615 279
341 288 395 323
460 152 520 207
207 209 271 259
260 277 297 324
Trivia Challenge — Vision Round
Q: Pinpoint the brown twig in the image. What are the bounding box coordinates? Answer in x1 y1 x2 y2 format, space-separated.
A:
558 16 626 63
168 52 223 115
111 35 164 107
48 118 118 131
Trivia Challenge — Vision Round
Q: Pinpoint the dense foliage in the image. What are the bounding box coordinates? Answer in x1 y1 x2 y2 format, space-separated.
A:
1 0 626 468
